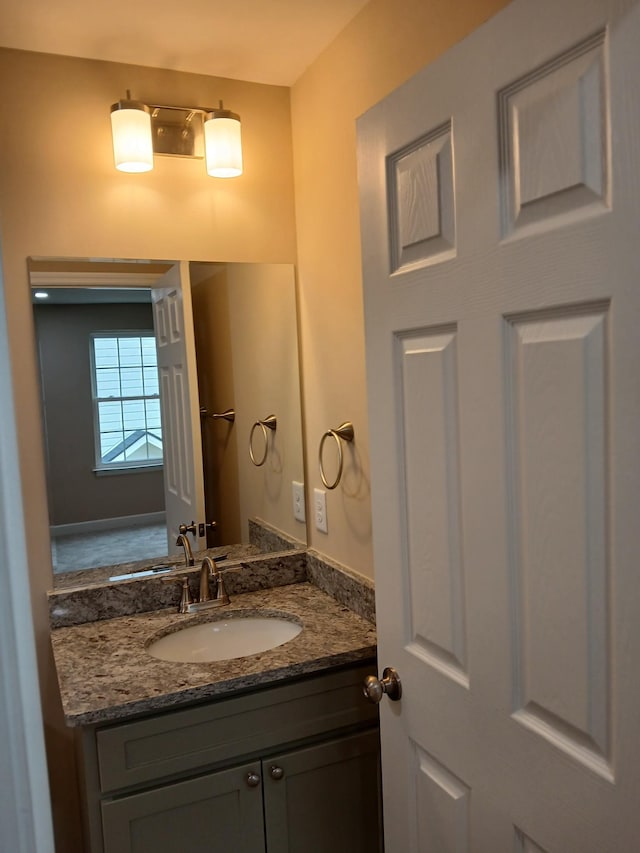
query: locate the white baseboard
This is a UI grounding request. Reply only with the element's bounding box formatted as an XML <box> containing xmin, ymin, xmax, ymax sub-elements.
<box><xmin>51</xmin><ymin>511</ymin><xmax>166</xmax><ymax>538</ymax></box>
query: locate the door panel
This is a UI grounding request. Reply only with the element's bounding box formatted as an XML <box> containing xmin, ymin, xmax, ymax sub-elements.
<box><xmin>152</xmin><ymin>262</ymin><xmax>206</xmax><ymax>553</ymax></box>
<box><xmin>514</xmin><ymin>831</ymin><xmax>548</xmax><ymax>853</ymax></box>
<box><xmin>400</xmin><ymin>328</ymin><xmax>468</xmax><ymax>686</ymax></box>
<box><xmin>498</xmin><ymin>30</ymin><xmax>609</xmax><ymax>238</ymax></box>
<box><xmin>388</xmin><ymin>122</ymin><xmax>456</xmax><ymax>271</ymax></box>
<box><xmin>413</xmin><ymin>746</ymin><xmax>470</xmax><ymax>853</ymax></box>
<box><xmin>505</xmin><ymin>304</ymin><xmax>611</xmax><ymax>777</ymax></box>
<box><xmin>358</xmin><ymin>0</ymin><xmax>640</xmax><ymax>849</ymax></box>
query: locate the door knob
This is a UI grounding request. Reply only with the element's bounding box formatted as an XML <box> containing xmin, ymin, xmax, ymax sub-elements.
<box><xmin>363</xmin><ymin>667</ymin><xmax>402</xmax><ymax>704</ymax></box>
<box><xmin>269</xmin><ymin>765</ymin><xmax>284</xmax><ymax>781</ymax></box>
<box><xmin>198</xmin><ymin>520</ymin><xmax>217</xmax><ymax>538</ymax></box>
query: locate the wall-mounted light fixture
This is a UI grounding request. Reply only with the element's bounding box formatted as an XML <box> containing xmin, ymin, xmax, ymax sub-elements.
<box><xmin>110</xmin><ymin>91</ymin><xmax>243</xmax><ymax>177</ymax></box>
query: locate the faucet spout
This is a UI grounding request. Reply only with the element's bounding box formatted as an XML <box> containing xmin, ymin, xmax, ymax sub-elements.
<box><xmin>199</xmin><ymin>555</ymin><xmax>214</xmax><ymax>601</ymax></box>
<box><xmin>199</xmin><ymin>556</ymin><xmax>230</xmax><ymax>606</ymax></box>
<box><xmin>176</xmin><ymin>533</ymin><xmax>195</xmax><ymax>567</ymax></box>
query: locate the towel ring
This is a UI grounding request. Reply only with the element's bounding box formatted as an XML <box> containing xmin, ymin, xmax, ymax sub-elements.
<box><xmin>319</xmin><ymin>422</ymin><xmax>355</xmax><ymax>489</ymax></box>
<box><xmin>249</xmin><ymin>415</ymin><xmax>277</xmax><ymax>466</ymax></box>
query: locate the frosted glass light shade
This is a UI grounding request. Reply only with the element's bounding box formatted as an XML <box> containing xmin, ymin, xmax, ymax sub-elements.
<box><xmin>204</xmin><ymin>112</ymin><xmax>243</xmax><ymax>178</ymax></box>
<box><xmin>110</xmin><ymin>104</ymin><xmax>153</xmax><ymax>173</ymax></box>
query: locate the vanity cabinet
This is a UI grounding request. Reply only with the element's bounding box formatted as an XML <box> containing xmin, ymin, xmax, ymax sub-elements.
<box><xmin>102</xmin><ymin>760</ymin><xmax>265</xmax><ymax>851</ymax></box>
<box><xmin>76</xmin><ymin>663</ymin><xmax>382</xmax><ymax>853</ymax></box>
<box><xmin>261</xmin><ymin>729</ymin><xmax>381</xmax><ymax>852</ymax></box>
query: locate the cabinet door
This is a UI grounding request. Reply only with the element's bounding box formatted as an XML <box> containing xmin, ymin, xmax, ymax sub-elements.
<box><xmin>263</xmin><ymin>729</ymin><xmax>383</xmax><ymax>853</ymax></box>
<box><xmin>101</xmin><ymin>761</ymin><xmax>265</xmax><ymax>853</ymax></box>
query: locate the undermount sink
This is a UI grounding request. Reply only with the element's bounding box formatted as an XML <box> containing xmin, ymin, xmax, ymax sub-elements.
<box><xmin>146</xmin><ymin>613</ymin><xmax>303</xmax><ymax>663</ymax></box>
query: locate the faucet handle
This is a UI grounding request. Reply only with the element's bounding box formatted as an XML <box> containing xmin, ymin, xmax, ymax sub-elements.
<box><xmin>178</xmin><ymin>521</ymin><xmax>197</xmax><ymax>537</ymax></box>
<box><xmin>216</xmin><ymin>571</ymin><xmax>230</xmax><ymax>605</ymax></box>
<box><xmin>161</xmin><ymin>575</ymin><xmax>193</xmax><ymax>613</ymax></box>
<box><xmin>178</xmin><ymin>577</ymin><xmax>194</xmax><ymax>612</ymax></box>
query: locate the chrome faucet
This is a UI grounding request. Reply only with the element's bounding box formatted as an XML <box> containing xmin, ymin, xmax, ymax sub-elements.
<box><xmin>198</xmin><ymin>556</ymin><xmax>230</xmax><ymax>607</ymax></box>
<box><xmin>163</xmin><ymin>555</ymin><xmax>230</xmax><ymax>614</ymax></box>
<box><xmin>175</xmin><ymin>532</ymin><xmax>195</xmax><ymax>567</ymax></box>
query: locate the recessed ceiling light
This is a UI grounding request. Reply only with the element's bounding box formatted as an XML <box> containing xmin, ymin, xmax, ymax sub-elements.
<box><xmin>34</xmin><ymin>291</ymin><xmax>49</xmax><ymax>299</ymax></box>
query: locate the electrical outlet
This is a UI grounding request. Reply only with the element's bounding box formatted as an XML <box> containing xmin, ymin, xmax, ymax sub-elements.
<box><xmin>314</xmin><ymin>487</ymin><xmax>328</xmax><ymax>533</ymax></box>
<box><xmin>292</xmin><ymin>481</ymin><xmax>306</xmax><ymax>523</ymax></box>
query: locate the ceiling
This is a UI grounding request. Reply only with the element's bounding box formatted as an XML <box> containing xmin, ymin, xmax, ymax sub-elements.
<box><xmin>0</xmin><ymin>0</ymin><xmax>370</xmax><ymax>86</ymax></box>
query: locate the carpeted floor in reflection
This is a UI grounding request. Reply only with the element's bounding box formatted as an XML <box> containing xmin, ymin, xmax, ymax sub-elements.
<box><xmin>52</xmin><ymin>523</ymin><xmax>169</xmax><ymax>574</ymax></box>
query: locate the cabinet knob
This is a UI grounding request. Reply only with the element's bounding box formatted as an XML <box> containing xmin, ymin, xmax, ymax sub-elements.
<box><xmin>246</xmin><ymin>771</ymin><xmax>261</xmax><ymax>788</ymax></box>
<box><xmin>269</xmin><ymin>765</ymin><xmax>284</xmax><ymax>781</ymax></box>
<box><xmin>363</xmin><ymin>667</ymin><xmax>402</xmax><ymax>704</ymax></box>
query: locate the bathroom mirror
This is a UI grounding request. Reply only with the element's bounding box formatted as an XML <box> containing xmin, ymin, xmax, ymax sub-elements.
<box><xmin>30</xmin><ymin>257</ymin><xmax>306</xmax><ymax>587</ymax></box>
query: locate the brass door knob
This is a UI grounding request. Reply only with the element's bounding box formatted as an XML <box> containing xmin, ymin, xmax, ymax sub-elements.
<box><xmin>363</xmin><ymin>667</ymin><xmax>402</xmax><ymax>703</ymax></box>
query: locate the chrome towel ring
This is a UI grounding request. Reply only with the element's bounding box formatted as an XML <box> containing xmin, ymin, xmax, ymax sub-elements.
<box><xmin>249</xmin><ymin>415</ymin><xmax>277</xmax><ymax>466</ymax></box>
<box><xmin>319</xmin><ymin>422</ymin><xmax>355</xmax><ymax>489</ymax></box>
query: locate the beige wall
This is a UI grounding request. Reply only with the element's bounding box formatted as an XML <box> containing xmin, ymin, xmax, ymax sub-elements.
<box><xmin>0</xmin><ymin>47</ymin><xmax>296</xmax><ymax>852</ymax></box>
<box><xmin>226</xmin><ymin>263</ymin><xmax>305</xmax><ymax>543</ymax></box>
<box><xmin>191</xmin><ymin>262</ymin><xmax>305</xmax><ymax>548</ymax></box>
<box><xmin>291</xmin><ymin>0</ymin><xmax>511</xmax><ymax>580</ymax></box>
<box><xmin>191</xmin><ymin>264</ymin><xmax>243</xmax><ymax>545</ymax></box>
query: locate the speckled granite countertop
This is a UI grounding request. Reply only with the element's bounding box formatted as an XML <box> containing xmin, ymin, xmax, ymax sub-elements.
<box><xmin>51</xmin><ymin>582</ymin><xmax>377</xmax><ymax>727</ymax></box>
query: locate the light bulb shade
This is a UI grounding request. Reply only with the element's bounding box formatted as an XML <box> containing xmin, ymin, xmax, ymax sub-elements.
<box><xmin>204</xmin><ymin>110</ymin><xmax>243</xmax><ymax>178</ymax></box>
<box><xmin>110</xmin><ymin>101</ymin><xmax>153</xmax><ymax>173</ymax></box>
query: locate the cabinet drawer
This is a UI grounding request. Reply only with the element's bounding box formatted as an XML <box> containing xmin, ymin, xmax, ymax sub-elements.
<box><xmin>96</xmin><ymin>663</ymin><xmax>377</xmax><ymax>793</ymax></box>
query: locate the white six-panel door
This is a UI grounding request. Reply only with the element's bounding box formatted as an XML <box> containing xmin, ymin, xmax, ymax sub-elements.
<box><xmin>152</xmin><ymin>261</ymin><xmax>206</xmax><ymax>554</ymax></box>
<box><xmin>358</xmin><ymin>0</ymin><xmax>640</xmax><ymax>849</ymax></box>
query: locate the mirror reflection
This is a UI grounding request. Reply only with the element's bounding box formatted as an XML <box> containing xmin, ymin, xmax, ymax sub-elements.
<box><xmin>29</xmin><ymin>257</ymin><xmax>306</xmax><ymax>587</ymax></box>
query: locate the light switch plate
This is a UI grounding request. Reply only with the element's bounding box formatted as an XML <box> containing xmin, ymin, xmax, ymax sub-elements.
<box><xmin>292</xmin><ymin>481</ymin><xmax>306</xmax><ymax>523</ymax></box>
<box><xmin>314</xmin><ymin>487</ymin><xmax>328</xmax><ymax>533</ymax></box>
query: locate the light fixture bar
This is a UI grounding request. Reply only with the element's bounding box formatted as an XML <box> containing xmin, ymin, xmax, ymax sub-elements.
<box><xmin>148</xmin><ymin>105</ymin><xmax>206</xmax><ymax>159</ymax></box>
<box><xmin>110</xmin><ymin>93</ymin><xmax>243</xmax><ymax>177</ymax></box>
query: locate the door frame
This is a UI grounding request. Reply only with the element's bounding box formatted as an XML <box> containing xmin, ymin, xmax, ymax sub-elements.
<box><xmin>0</xmin><ymin>246</ymin><xmax>55</xmax><ymax>852</ymax></box>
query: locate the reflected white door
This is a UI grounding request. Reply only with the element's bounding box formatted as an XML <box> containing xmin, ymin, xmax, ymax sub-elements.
<box><xmin>152</xmin><ymin>261</ymin><xmax>206</xmax><ymax>554</ymax></box>
<box><xmin>358</xmin><ymin>0</ymin><xmax>640</xmax><ymax>849</ymax></box>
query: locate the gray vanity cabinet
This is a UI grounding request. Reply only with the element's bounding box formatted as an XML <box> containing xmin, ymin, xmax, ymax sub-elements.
<box><xmin>77</xmin><ymin>663</ymin><xmax>382</xmax><ymax>853</ymax></box>
<box><xmin>101</xmin><ymin>761</ymin><xmax>266</xmax><ymax>852</ymax></box>
<box><xmin>100</xmin><ymin>729</ymin><xmax>380</xmax><ymax>853</ymax></box>
<box><xmin>263</xmin><ymin>729</ymin><xmax>382</xmax><ymax>853</ymax></box>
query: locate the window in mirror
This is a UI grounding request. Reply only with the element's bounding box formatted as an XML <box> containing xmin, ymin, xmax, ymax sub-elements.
<box><xmin>90</xmin><ymin>332</ymin><xmax>163</xmax><ymax>470</ymax></box>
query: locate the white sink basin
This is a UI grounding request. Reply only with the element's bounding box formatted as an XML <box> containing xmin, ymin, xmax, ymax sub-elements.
<box><xmin>147</xmin><ymin>613</ymin><xmax>302</xmax><ymax>663</ymax></box>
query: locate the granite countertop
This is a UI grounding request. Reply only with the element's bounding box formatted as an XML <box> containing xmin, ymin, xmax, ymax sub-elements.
<box><xmin>51</xmin><ymin>582</ymin><xmax>377</xmax><ymax>727</ymax></box>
